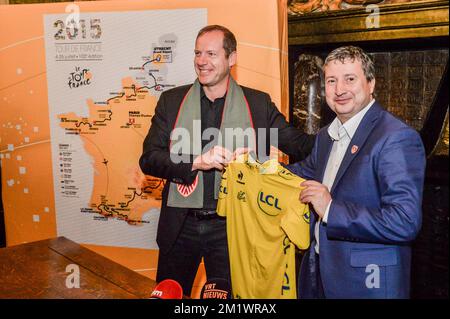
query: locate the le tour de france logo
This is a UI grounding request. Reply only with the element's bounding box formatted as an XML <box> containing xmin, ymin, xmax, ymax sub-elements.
<box><xmin>257</xmin><ymin>190</ymin><xmax>282</xmax><ymax>216</ymax></box>
<box><xmin>68</xmin><ymin>66</ymin><xmax>92</xmax><ymax>89</ymax></box>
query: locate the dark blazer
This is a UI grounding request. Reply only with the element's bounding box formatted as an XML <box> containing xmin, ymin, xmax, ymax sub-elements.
<box><xmin>140</xmin><ymin>83</ymin><xmax>314</xmax><ymax>254</ymax></box>
<box><xmin>288</xmin><ymin>102</ymin><xmax>426</xmax><ymax>298</ymax></box>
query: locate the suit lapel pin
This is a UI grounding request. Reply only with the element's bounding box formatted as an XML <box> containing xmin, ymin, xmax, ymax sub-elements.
<box><xmin>351</xmin><ymin>145</ymin><xmax>359</xmax><ymax>154</ymax></box>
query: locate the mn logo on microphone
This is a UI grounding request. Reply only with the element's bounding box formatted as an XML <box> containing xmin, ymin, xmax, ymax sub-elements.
<box><xmin>151</xmin><ymin>290</ymin><xmax>163</xmax><ymax>298</ymax></box>
<box><xmin>150</xmin><ymin>279</ymin><xmax>183</xmax><ymax>299</ymax></box>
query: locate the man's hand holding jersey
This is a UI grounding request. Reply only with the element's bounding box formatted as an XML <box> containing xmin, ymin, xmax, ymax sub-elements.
<box><xmin>299</xmin><ymin>180</ymin><xmax>332</xmax><ymax>219</ymax></box>
<box><xmin>231</xmin><ymin>147</ymin><xmax>252</xmax><ymax>162</ymax></box>
<box><xmin>192</xmin><ymin>146</ymin><xmax>232</xmax><ymax>171</ymax></box>
<box><xmin>192</xmin><ymin>146</ymin><xmax>252</xmax><ymax>171</ymax></box>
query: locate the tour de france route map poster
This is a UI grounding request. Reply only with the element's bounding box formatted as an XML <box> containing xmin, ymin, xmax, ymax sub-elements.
<box><xmin>43</xmin><ymin>9</ymin><xmax>206</xmax><ymax>248</ymax></box>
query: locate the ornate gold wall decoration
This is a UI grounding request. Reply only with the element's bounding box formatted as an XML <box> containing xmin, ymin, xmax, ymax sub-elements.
<box><xmin>288</xmin><ymin>0</ymin><xmax>435</xmax><ymax>15</ymax></box>
<box><xmin>431</xmin><ymin>110</ymin><xmax>449</xmax><ymax>157</ymax></box>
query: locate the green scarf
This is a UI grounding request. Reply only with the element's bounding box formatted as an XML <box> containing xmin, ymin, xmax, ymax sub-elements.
<box><xmin>167</xmin><ymin>77</ymin><xmax>255</xmax><ymax>208</ymax></box>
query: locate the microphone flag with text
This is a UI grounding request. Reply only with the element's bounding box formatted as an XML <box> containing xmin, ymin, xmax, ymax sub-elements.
<box><xmin>200</xmin><ymin>278</ymin><xmax>231</xmax><ymax>299</ymax></box>
<box><xmin>150</xmin><ymin>279</ymin><xmax>183</xmax><ymax>299</ymax></box>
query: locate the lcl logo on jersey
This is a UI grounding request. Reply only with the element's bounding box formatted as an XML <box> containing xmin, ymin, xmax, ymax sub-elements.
<box><xmin>257</xmin><ymin>190</ymin><xmax>282</xmax><ymax>216</ymax></box>
<box><xmin>303</xmin><ymin>210</ymin><xmax>310</xmax><ymax>224</ymax></box>
<box><xmin>218</xmin><ymin>185</ymin><xmax>228</xmax><ymax>199</ymax></box>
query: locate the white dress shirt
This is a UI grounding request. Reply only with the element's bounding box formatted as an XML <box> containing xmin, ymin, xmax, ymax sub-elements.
<box><xmin>314</xmin><ymin>99</ymin><xmax>375</xmax><ymax>254</ymax></box>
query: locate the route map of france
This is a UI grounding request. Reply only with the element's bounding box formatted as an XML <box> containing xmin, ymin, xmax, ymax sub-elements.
<box><xmin>44</xmin><ymin>9</ymin><xmax>206</xmax><ymax>248</ymax></box>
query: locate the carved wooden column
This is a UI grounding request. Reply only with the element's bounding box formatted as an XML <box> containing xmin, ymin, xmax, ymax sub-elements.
<box><xmin>292</xmin><ymin>54</ymin><xmax>324</xmax><ymax>134</ymax></box>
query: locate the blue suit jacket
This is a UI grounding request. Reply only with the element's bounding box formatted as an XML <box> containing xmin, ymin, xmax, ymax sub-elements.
<box><xmin>288</xmin><ymin>102</ymin><xmax>426</xmax><ymax>298</ymax></box>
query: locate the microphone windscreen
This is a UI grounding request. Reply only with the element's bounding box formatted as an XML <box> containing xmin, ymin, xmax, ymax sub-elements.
<box><xmin>150</xmin><ymin>279</ymin><xmax>183</xmax><ymax>299</ymax></box>
<box><xmin>200</xmin><ymin>278</ymin><xmax>231</xmax><ymax>299</ymax></box>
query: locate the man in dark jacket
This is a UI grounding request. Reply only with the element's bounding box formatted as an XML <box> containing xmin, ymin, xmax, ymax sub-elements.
<box><xmin>139</xmin><ymin>24</ymin><xmax>314</xmax><ymax>296</ymax></box>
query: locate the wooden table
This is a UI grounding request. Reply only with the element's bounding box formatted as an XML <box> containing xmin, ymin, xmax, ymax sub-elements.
<box><xmin>0</xmin><ymin>236</ymin><xmax>156</xmax><ymax>298</ymax></box>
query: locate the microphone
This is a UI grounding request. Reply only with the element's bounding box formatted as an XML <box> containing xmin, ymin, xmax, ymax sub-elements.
<box><xmin>150</xmin><ymin>279</ymin><xmax>183</xmax><ymax>299</ymax></box>
<box><xmin>200</xmin><ymin>278</ymin><xmax>231</xmax><ymax>299</ymax></box>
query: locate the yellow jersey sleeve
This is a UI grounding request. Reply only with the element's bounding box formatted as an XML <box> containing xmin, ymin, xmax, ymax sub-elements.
<box><xmin>277</xmin><ymin>165</ymin><xmax>310</xmax><ymax>250</ymax></box>
<box><xmin>280</xmin><ymin>199</ymin><xmax>310</xmax><ymax>250</ymax></box>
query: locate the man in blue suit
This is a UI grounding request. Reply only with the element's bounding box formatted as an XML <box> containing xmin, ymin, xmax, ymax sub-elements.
<box><xmin>288</xmin><ymin>46</ymin><xmax>426</xmax><ymax>298</ymax></box>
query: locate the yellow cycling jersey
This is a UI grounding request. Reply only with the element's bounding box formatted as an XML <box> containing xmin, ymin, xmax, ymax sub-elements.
<box><xmin>217</xmin><ymin>154</ymin><xmax>310</xmax><ymax>299</ymax></box>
